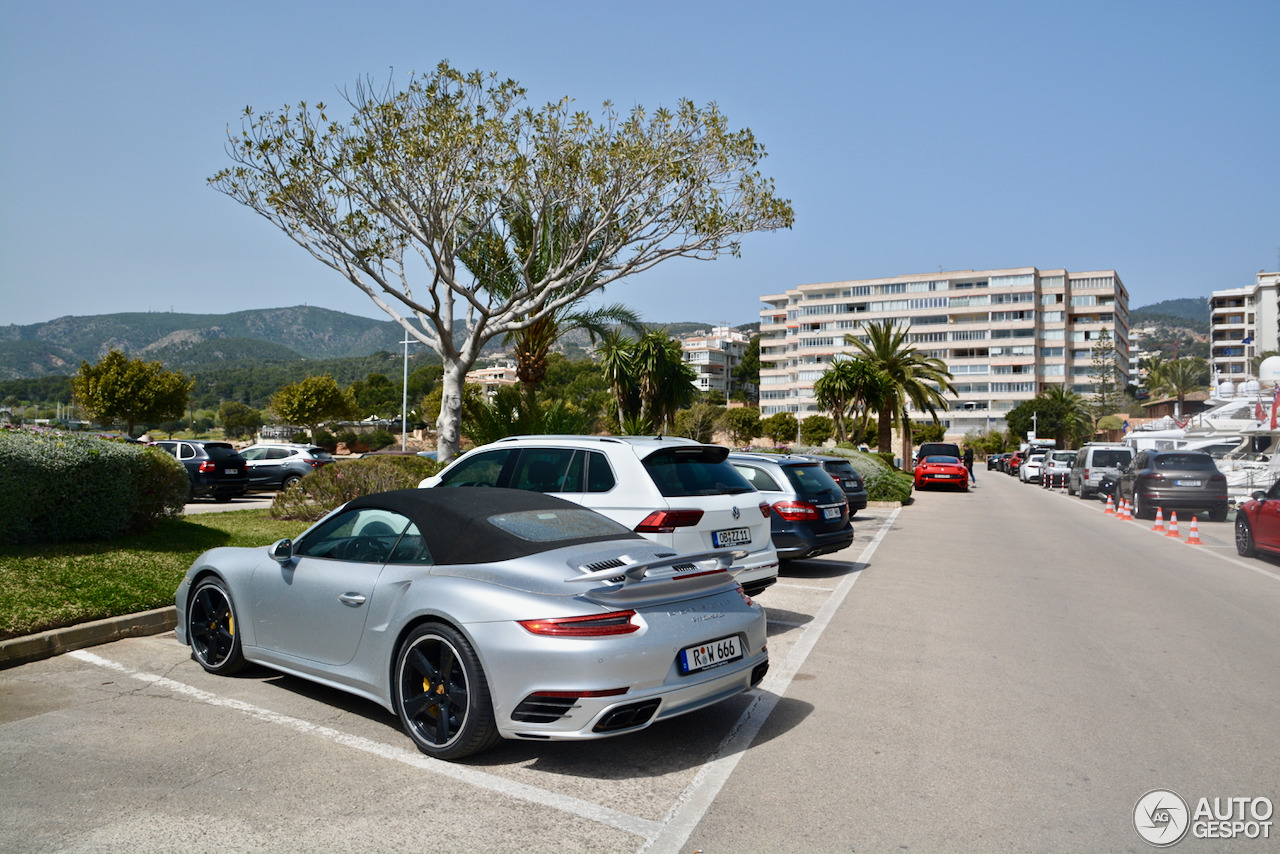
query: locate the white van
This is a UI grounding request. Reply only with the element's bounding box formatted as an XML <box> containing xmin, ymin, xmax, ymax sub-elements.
<box><xmin>1069</xmin><ymin>442</ymin><xmax>1133</xmax><ymax>499</ymax></box>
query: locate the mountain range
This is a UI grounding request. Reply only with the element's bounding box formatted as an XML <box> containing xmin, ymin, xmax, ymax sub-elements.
<box><xmin>0</xmin><ymin>306</ymin><xmax>738</xmax><ymax>381</ymax></box>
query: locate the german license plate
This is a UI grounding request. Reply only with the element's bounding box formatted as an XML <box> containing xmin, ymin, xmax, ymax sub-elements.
<box><xmin>713</xmin><ymin>527</ymin><xmax>751</xmax><ymax>547</ymax></box>
<box><xmin>225</xmin><ymin>468</ymin><xmax>239</xmax><ymax>475</ymax></box>
<box><xmin>822</xmin><ymin>506</ymin><xmax>842</xmax><ymax>519</ymax></box>
<box><xmin>678</xmin><ymin>635</ymin><xmax>743</xmax><ymax>674</ymax></box>
<box><xmin>1176</xmin><ymin>479</ymin><xmax>1202</xmax><ymax>487</ymax></box>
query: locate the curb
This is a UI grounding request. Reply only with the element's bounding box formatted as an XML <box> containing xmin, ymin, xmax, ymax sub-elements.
<box><xmin>0</xmin><ymin>607</ymin><xmax>177</xmax><ymax>670</ymax></box>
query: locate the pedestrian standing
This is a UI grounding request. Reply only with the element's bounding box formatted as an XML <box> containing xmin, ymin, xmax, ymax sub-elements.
<box><xmin>963</xmin><ymin>445</ymin><xmax>975</xmax><ymax>484</ymax></box>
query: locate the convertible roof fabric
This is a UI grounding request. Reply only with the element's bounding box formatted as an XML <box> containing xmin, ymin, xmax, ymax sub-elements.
<box><xmin>344</xmin><ymin>488</ymin><xmax>643</xmax><ymax>565</ymax></box>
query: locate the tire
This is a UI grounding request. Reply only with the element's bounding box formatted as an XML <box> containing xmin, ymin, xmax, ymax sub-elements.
<box><xmin>281</xmin><ymin>474</ymin><xmax>302</xmax><ymax>490</ymax></box>
<box><xmin>1132</xmin><ymin>490</ymin><xmax>1150</xmax><ymax>520</ymax></box>
<box><xmin>1236</xmin><ymin>515</ymin><xmax>1258</xmax><ymax>557</ymax></box>
<box><xmin>1209</xmin><ymin>505</ymin><xmax>1228</xmax><ymax>523</ymax></box>
<box><xmin>393</xmin><ymin>623</ymin><xmax>500</xmax><ymax>760</ymax></box>
<box><xmin>187</xmin><ymin>577</ymin><xmax>246</xmax><ymax>675</ymax></box>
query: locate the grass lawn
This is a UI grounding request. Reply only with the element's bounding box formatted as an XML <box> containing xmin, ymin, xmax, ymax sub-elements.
<box><xmin>0</xmin><ymin>510</ymin><xmax>308</xmax><ymax>640</ymax></box>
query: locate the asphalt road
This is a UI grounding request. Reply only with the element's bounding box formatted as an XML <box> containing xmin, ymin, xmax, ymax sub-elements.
<box><xmin>2</xmin><ymin>475</ymin><xmax>1276</xmax><ymax>853</ymax></box>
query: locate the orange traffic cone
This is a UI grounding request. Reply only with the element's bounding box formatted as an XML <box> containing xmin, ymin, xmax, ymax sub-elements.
<box><xmin>1165</xmin><ymin>511</ymin><xmax>1180</xmax><ymax>538</ymax></box>
<box><xmin>1104</xmin><ymin>494</ymin><xmax>1115</xmax><ymax>515</ymax></box>
<box><xmin>1152</xmin><ymin>507</ymin><xmax>1165</xmax><ymax>533</ymax></box>
<box><xmin>1185</xmin><ymin>516</ymin><xmax>1202</xmax><ymax>545</ymax></box>
<box><xmin>1120</xmin><ymin>498</ymin><xmax>1132</xmax><ymax>521</ymax></box>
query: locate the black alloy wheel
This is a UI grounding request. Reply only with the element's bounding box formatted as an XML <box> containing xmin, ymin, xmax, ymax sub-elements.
<box><xmin>393</xmin><ymin>623</ymin><xmax>499</xmax><ymax>760</ymax></box>
<box><xmin>1235</xmin><ymin>515</ymin><xmax>1258</xmax><ymax>557</ymax></box>
<box><xmin>187</xmin><ymin>577</ymin><xmax>246</xmax><ymax>675</ymax></box>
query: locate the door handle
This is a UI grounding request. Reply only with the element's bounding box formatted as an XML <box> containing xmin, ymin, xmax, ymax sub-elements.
<box><xmin>338</xmin><ymin>593</ymin><xmax>366</xmax><ymax>606</ymax></box>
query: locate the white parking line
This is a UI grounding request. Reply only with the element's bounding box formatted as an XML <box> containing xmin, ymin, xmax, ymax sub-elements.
<box><xmin>66</xmin><ymin>649</ymin><xmax>662</xmax><ymax>840</ymax></box>
<box><xmin>638</xmin><ymin>507</ymin><xmax>902</xmax><ymax>854</ymax></box>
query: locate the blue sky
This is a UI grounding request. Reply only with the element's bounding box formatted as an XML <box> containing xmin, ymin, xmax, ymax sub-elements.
<box><xmin>1</xmin><ymin>1</ymin><xmax>1276</xmax><ymax>330</ymax></box>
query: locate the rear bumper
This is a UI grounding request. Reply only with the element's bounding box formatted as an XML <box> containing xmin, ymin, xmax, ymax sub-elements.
<box><xmin>773</xmin><ymin>524</ymin><xmax>855</xmax><ymax>560</ymax></box>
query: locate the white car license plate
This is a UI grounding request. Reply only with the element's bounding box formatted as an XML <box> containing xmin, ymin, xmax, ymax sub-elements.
<box><xmin>1176</xmin><ymin>479</ymin><xmax>1203</xmax><ymax>487</ymax></box>
<box><xmin>225</xmin><ymin>468</ymin><xmax>239</xmax><ymax>475</ymax></box>
<box><xmin>713</xmin><ymin>527</ymin><xmax>751</xmax><ymax>547</ymax></box>
<box><xmin>679</xmin><ymin>635</ymin><xmax>743</xmax><ymax>674</ymax></box>
<box><xmin>822</xmin><ymin>506</ymin><xmax>842</xmax><ymax>519</ymax></box>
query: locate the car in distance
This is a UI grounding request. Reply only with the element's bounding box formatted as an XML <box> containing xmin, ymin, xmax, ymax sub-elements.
<box><xmin>175</xmin><ymin>488</ymin><xmax>768</xmax><ymax>760</ymax></box>
<box><xmin>1114</xmin><ymin>449</ymin><xmax>1229</xmax><ymax>521</ymax></box>
<box><xmin>1019</xmin><ymin>452</ymin><xmax>1046</xmax><ymax>483</ymax></box>
<box><xmin>728</xmin><ymin>453</ymin><xmax>855</xmax><ymax>560</ymax></box>
<box><xmin>1069</xmin><ymin>442</ymin><xmax>1133</xmax><ymax>499</ymax></box>
<box><xmin>419</xmin><ymin>435</ymin><xmax>779</xmax><ymax>596</ymax></box>
<box><xmin>797</xmin><ymin>454</ymin><xmax>868</xmax><ymax>513</ymax></box>
<box><xmin>913</xmin><ymin>442</ymin><xmax>961</xmax><ymax>468</ymax></box>
<box><xmin>1234</xmin><ymin>479</ymin><xmax>1280</xmax><ymax>557</ymax></box>
<box><xmin>913</xmin><ymin>454</ymin><xmax>970</xmax><ymax>491</ymax></box>
<box><xmin>150</xmin><ymin>440</ymin><xmax>249</xmax><ymax>502</ymax></box>
<box><xmin>1041</xmin><ymin>450</ymin><xmax>1076</xmax><ymax>486</ymax></box>
<box><xmin>987</xmin><ymin>453</ymin><xmax>1009</xmax><ymax>471</ymax></box>
<box><xmin>238</xmin><ymin>443</ymin><xmax>334</xmax><ymax>491</ymax></box>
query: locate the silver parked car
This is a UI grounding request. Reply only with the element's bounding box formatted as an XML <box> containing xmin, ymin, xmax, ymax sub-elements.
<box><xmin>175</xmin><ymin>488</ymin><xmax>769</xmax><ymax>760</ymax></box>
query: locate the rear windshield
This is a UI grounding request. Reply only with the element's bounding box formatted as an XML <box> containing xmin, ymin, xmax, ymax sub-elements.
<box><xmin>1052</xmin><ymin>452</ymin><xmax>1075</xmax><ymax>463</ymax></box>
<box><xmin>924</xmin><ymin>455</ymin><xmax>961</xmax><ymax>464</ymax></box>
<box><xmin>1091</xmin><ymin>450</ymin><xmax>1131</xmax><ymax>467</ymax></box>
<box><xmin>643</xmin><ymin>449</ymin><xmax>755</xmax><ymax>497</ymax></box>
<box><xmin>1154</xmin><ymin>454</ymin><xmax>1216</xmax><ymax>471</ymax></box>
<box><xmin>488</xmin><ymin>508</ymin><xmax>632</xmax><ymax>542</ymax></box>
<box><xmin>203</xmin><ymin>444</ymin><xmax>243</xmax><ymax>461</ymax></box>
<box><xmin>823</xmin><ymin>460</ymin><xmax>858</xmax><ymax>479</ymax></box>
<box><xmin>781</xmin><ymin>463</ymin><xmax>841</xmax><ymax>499</ymax></box>
<box><xmin>306</xmin><ymin>447</ymin><xmax>335</xmax><ymax>462</ymax></box>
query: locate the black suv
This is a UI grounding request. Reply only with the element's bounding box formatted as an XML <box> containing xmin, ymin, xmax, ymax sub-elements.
<box><xmin>728</xmin><ymin>453</ymin><xmax>854</xmax><ymax>561</ymax></box>
<box><xmin>151</xmin><ymin>440</ymin><xmax>249</xmax><ymax>502</ymax></box>
<box><xmin>798</xmin><ymin>454</ymin><xmax>868</xmax><ymax>513</ymax></box>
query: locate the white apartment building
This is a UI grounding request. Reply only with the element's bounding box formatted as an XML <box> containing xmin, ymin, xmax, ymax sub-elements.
<box><xmin>759</xmin><ymin>267</ymin><xmax>1130</xmax><ymax>438</ymax></box>
<box><xmin>1208</xmin><ymin>271</ymin><xmax>1280</xmax><ymax>381</ymax></box>
<box><xmin>681</xmin><ymin>326</ymin><xmax>751</xmax><ymax>397</ymax></box>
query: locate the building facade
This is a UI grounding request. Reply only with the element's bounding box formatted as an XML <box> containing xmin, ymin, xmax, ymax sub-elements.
<box><xmin>1208</xmin><ymin>271</ymin><xmax>1280</xmax><ymax>382</ymax></box>
<box><xmin>680</xmin><ymin>326</ymin><xmax>752</xmax><ymax>398</ymax></box>
<box><xmin>759</xmin><ymin>267</ymin><xmax>1130</xmax><ymax>438</ymax></box>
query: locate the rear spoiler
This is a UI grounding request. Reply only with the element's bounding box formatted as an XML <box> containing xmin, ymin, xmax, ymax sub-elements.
<box><xmin>567</xmin><ymin>549</ymin><xmax>749</xmax><ymax>605</ymax></box>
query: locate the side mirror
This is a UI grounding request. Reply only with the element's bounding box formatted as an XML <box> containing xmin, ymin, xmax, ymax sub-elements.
<box><xmin>269</xmin><ymin>538</ymin><xmax>294</xmax><ymax>564</ymax></box>
<box><xmin>1252</xmin><ymin>491</ymin><xmax>1268</xmax><ymax>502</ymax></box>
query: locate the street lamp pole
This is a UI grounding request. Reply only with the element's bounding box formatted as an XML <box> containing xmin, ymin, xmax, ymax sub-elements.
<box><xmin>401</xmin><ymin>334</ymin><xmax>413</xmax><ymax>452</ymax></box>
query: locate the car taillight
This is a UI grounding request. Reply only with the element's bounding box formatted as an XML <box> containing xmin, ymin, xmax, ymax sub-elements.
<box><xmin>773</xmin><ymin>500</ymin><xmax>819</xmax><ymax>521</ymax></box>
<box><xmin>519</xmin><ymin>610</ymin><xmax>639</xmax><ymax>636</ymax></box>
<box><xmin>198</xmin><ymin>460</ymin><xmax>216</xmax><ymax>473</ymax></box>
<box><xmin>634</xmin><ymin>509</ymin><xmax>704</xmax><ymax>533</ymax></box>
<box><xmin>758</xmin><ymin>501</ymin><xmax>771</xmax><ymax>518</ymax></box>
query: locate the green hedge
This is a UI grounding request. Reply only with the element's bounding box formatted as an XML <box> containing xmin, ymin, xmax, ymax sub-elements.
<box><xmin>0</xmin><ymin>428</ymin><xmax>189</xmax><ymax>544</ymax></box>
<box><xmin>270</xmin><ymin>454</ymin><xmax>443</xmax><ymax>522</ymax></box>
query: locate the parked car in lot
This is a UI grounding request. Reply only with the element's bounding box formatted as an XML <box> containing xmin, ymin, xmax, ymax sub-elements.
<box><xmin>913</xmin><ymin>442</ymin><xmax>961</xmax><ymax>469</ymax></box>
<box><xmin>797</xmin><ymin>454</ymin><xmax>868</xmax><ymax>513</ymax></box>
<box><xmin>151</xmin><ymin>440</ymin><xmax>249</xmax><ymax>502</ymax></box>
<box><xmin>1006</xmin><ymin>454</ymin><xmax>1023</xmax><ymax>477</ymax></box>
<box><xmin>175</xmin><ymin>487</ymin><xmax>769</xmax><ymax>760</ymax></box>
<box><xmin>1114</xmin><ymin>450</ymin><xmax>1229</xmax><ymax>521</ymax></box>
<box><xmin>728</xmin><ymin>453</ymin><xmax>855</xmax><ymax>561</ymax></box>
<box><xmin>1019</xmin><ymin>452</ymin><xmax>1046</xmax><ymax>483</ymax></box>
<box><xmin>1234</xmin><ymin>479</ymin><xmax>1280</xmax><ymax>557</ymax></box>
<box><xmin>238</xmin><ymin>443</ymin><xmax>334</xmax><ymax>491</ymax></box>
<box><xmin>1041</xmin><ymin>450</ymin><xmax>1076</xmax><ymax>486</ymax></box>
<box><xmin>419</xmin><ymin>435</ymin><xmax>778</xmax><ymax>595</ymax></box>
<box><xmin>1069</xmin><ymin>442</ymin><xmax>1133</xmax><ymax>498</ymax></box>
<box><xmin>987</xmin><ymin>453</ymin><xmax>1009</xmax><ymax>471</ymax></box>
<box><xmin>913</xmin><ymin>454</ymin><xmax>970</xmax><ymax>491</ymax></box>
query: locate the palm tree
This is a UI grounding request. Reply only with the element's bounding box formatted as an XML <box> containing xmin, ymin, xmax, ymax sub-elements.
<box><xmin>844</xmin><ymin>319</ymin><xmax>956</xmax><ymax>462</ymax></box>
<box><xmin>458</xmin><ymin>198</ymin><xmax>645</xmax><ymax>401</ymax></box>
<box><xmin>1036</xmin><ymin>384</ymin><xmax>1094</xmax><ymax>447</ymax></box>
<box><xmin>814</xmin><ymin>355</ymin><xmax>882</xmax><ymax>443</ymax></box>
<box><xmin>1148</xmin><ymin>357</ymin><xmax>1209</xmax><ymax>417</ymax></box>
<box><xmin>596</xmin><ymin>329</ymin><xmax>697</xmax><ymax>433</ymax></box>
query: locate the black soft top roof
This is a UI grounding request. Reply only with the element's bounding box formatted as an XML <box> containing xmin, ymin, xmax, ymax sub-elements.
<box><xmin>343</xmin><ymin>488</ymin><xmax>642</xmax><ymax>565</ymax></box>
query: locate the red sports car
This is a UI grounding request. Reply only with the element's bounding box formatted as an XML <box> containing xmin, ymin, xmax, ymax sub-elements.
<box><xmin>1234</xmin><ymin>479</ymin><xmax>1280</xmax><ymax>557</ymax></box>
<box><xmin>914</xmin><ymin>455</ymin><xmax>970</xmax><ymax>491</ymax></box>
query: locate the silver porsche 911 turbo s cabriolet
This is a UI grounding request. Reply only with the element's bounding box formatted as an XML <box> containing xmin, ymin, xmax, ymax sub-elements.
<box><xmin>174</xmin><ymin>488</ymin><xmax>769</xmax><ymax>760</ymax></box>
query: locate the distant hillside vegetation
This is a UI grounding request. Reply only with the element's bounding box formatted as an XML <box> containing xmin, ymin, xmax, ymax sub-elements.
<box><xmin>1131</xmin><ymin>298</ymin><xmax>1209</xmax><ymax>332</ymax></box>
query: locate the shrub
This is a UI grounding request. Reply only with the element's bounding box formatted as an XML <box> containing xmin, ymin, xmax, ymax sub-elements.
<box><xmin>365</xmin><ymin>428</ymin><xmax>397</xmax><ymax>450</ymax></box>
<box><xmin>0</xmin><ymin>427</ymin><xmax>188</xmax><ymax>544</ymax></box>
<box><xmin>270</xmin><ymin>455</ymin><xmax>443</xmax><ymax>522</ymax></box>
<box><xmin>866</xmin><ymin>470</ymin><xmax>914</xmax><ymax>503</ymax></box>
